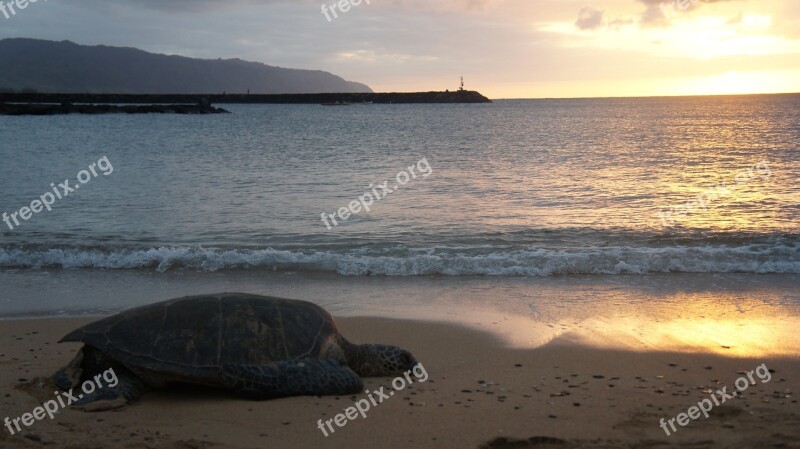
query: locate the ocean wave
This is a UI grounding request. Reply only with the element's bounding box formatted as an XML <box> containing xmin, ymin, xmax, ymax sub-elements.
<box><xmin>0</xmin><ymin>243</ymin><xmax>798</xmax><ymax>276</ymax></box>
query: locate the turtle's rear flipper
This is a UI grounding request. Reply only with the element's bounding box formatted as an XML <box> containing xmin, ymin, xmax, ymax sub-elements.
<box><xmin>223</xmin><ymin>359</ymin><xmax>363</xmax><ymax>400</ymax></box>
<box><xmin>54</xmin><ymin>349</ymin><xmax>84</xmax><ymax>390</ymax></box>
<box><xmin>73</xmin><ymin>369</ymin><xmax>150</xmax><ymax>412</ymax></box>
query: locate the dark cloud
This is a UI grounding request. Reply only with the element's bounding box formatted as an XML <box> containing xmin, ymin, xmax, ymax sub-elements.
<box><xmin>575</xmin><ymin>6</ymin><xmax>605</xmax><ymax>30</ymax></box>
<box><xmin>638</xmin><ymin>0</ymin><xmax>742</xmax><ymax>25</ymax></box>
<box><xmin>77</xmin><ymin>0</ymin><xmax>305</xmax><ymax>13</ymax></box>
<box><xmin>572</xmin><ymin>0</ymin><xmax>745</xmax><ymax>32</ymax></box>
<box><xmin>81</xmin><ymin>0</ymin><xmax>498</xmax><ymax>14</ymax></box>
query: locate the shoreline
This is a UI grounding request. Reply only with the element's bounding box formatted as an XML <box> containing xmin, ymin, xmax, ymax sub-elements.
<box><xmin>1</xmin><ymin>270</ymin><xmax>798</xmax><ymax>356</ymax></box>
<box><xmin>0</xmin><ymin>315</ymin><xmax>797</xmax><ymax>449</ymax></box>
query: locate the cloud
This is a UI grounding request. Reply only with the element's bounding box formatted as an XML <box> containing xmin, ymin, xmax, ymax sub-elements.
<box><xmin>726</xmin><ymin>12</ymin><xmax>743</xmax><ymax>24</ymax></box>
<box><xmin>637</xmin><ymin>0</ymin><xmax>738</xmax><ymax>7</ymax></box>
<box><xmin>80</xmin><ymin>0</ymin><xmax>305</xmax><ymax>13</ymax></box>
<box><xmin>575</xmin><ymin>6</ymin><xmax>605</xmax><ymax>30</ymax></box>
<box><xmin>85</xmin><ymin>0</ymin><xmax>502</xmax><ymax>14</ymax></box>
<box><xmin>638</xmin><ymin>0</ymin><xmax>741</xmax><ymax>25</ymax></box>
<box><xmin>347</xmin><ymin>0</ymin><xmax>504</xmax><ymax>12</ymax></box>
<box><xmin>333</xmin><ymin>49</ymin><xmax>438</xmax><ymax>63</ymax></box>
<box><xmin>609</xmin><ymin>18</ymin><xmax>635</xmax><ymax>29</ymax></box>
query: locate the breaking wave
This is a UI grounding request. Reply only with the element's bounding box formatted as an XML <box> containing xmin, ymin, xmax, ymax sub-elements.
<box><xmin>1</xmin><ymin>241</ymin><xmax>798</xmax><ymax>276</ymax></box>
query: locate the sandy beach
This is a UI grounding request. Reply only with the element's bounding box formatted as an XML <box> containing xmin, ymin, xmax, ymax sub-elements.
<box><xmin>1</xmin><ymin>313</ymin><xmax>797</xmax><ymax>449</ymax></box>
<box><xmin>3</xmin><ymin>2</ymin><xmax>800</xmax><ymax>448</ymax></box>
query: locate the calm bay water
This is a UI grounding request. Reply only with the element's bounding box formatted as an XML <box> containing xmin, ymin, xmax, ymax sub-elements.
<box><xmin>1</xmin><ymin>95</ymin><xmax>798</xmax><ymax>276</ymax></box>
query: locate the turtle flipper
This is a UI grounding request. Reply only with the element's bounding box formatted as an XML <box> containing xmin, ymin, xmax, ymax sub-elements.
<box><xmin>72</xmin><ymin>369</ymin><xmax>150</xmax><ymax>412</ymax></box>
<box><xmin>223</xmin><ymin>359</ymin><xmax>363</xmax><ymax>400</ymax></box>
<box><xmin>54</xmin><ymin>349</ymin><xmax>84</xmax><ymax>390</ymax></box>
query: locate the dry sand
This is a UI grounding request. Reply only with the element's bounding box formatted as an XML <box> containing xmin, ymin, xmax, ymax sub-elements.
<box><xmin>0</xmin><ymin>316</ymin><xmax>797</xmax><ymax>449</ymax></box>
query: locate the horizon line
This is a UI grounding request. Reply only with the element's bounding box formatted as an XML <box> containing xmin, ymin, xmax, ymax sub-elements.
<box><xmin>489</xmin><ymin>91</ymin><xmax>800</xmax><ymax>101</ymax></box>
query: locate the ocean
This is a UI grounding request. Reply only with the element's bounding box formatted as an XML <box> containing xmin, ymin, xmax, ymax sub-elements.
<box><xmin>2</xmin><ymin>95</ymin><xmax>798</xmax><ymax>274</ymax></box>
<box><xmin>1</xmin><ymin>95</ymin><xmax>799</xmax><ymax>350</ymax></box>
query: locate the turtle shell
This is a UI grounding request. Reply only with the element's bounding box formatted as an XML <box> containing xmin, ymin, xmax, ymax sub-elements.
<box><xmin>60</xmin><ymin>294</ymin><xmax>340</xmax><ymax>381</ymax></box>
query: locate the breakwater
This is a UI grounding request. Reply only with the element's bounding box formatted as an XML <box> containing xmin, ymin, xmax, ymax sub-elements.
<box><xmin>0</xmin><ymin>90</ymin><xmax>492</xmax><ymax>105</ymax></box>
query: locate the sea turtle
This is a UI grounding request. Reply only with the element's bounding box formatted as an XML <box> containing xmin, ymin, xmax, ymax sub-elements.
<box><xmin>54</xmin><ymin>293</ymin><xmax>418</xmax><ymax>409</ymax></box>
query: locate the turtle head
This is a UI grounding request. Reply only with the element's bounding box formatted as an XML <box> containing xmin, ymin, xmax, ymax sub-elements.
<box><xmin>347</xmin><ymin>344</ymin><xmax>418</xmax><ymax>377</ymax></box>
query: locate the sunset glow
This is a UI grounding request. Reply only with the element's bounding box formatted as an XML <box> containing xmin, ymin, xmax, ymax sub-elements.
<box><xmin>1</xmin><ymin>0</ymin><xmax>798</xmax><ymax>98</ymax></box>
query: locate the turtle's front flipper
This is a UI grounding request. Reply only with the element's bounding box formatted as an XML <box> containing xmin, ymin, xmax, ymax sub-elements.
<box><xmin>223</xmin><ymin>359</ymin><xmax>363</xmax><ymax>400</ymax></box>
<box><xmin>72</xmin><ymin>368</ymin><xmax>151</xmax><ymax>412</ymax></box>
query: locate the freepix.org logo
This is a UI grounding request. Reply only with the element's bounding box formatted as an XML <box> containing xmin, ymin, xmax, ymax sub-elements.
<box><xmin>2</xmin><ymin>156</ymin><xmax>114</xmax><ymax>231</ymax></box>
<box><xmin>0</xmin><ymin>0</ymin><xmax>47</xmax><ymax>20</ymax></box>
<box><xmin>321</xmin><ymin>157</ymin><xmax>433</xmax><ymax>230</ymax></box>
<box><xmin>321</xmin><ymin>0</ymin><xmax>370</xmax><ymax>22</ymax></box>
<box><xmin>659</xmin><ymin>363</ymin><xmax>772</xmax><ymax>436</ymax></box>
<box><xmin>4</xmin><ymin>368</ymin><xmax>118</xmax><ymax>436</ymax></box>
<box><xmin>316</xmin><ymin>363</ymin><xmax>429</xmax><ymax>437</ymax></box>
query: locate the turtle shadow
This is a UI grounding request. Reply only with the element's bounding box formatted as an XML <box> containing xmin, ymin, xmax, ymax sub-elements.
<box><xmin>479</xmin><ymin>436</ymin><xmax>571</xmax><ymax>449</ymax></box>
<box><xmin>140</xmin><ymin>383</ymin><xmax>244</xmax><ymax>405</ymax></box>
<box><xmin>17</xmin><ymin>376</ymin><xmax>247</xmax><ymax>413</ymax></box>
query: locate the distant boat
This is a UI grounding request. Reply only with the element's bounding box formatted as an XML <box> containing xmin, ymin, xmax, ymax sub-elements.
<box><xmin>321</xmin><ymin>101</ymin><xmax>350</xmax><ymax>106</ymax></box>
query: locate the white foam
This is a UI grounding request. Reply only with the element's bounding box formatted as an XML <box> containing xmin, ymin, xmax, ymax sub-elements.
<box><xmin>0</xmin><ymin>243</ymin><xmax>798</xmax><ymax>276</ymax></box>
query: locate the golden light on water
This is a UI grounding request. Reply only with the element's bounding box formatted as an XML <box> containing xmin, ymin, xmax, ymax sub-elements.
<box><xmin>445</xmin><ymin>293</ymin><xmax>800</xmax><ymax>358</ymax></box>
<box><xmin>640</xmin><ymin>318</ymin><xmax>796</xmax><ymax>357</ymax></box>
<box><xmin>653</xmin><ymin>158</ymin><xmax>778</xmax><ymax>232</ymax></box>
<box><xmin>562</xmin><ymin>316</ymin><xmax>800</xmax><ymax>358</ymax></box>
<box><xmin>568</xmin><ymin>292</ymin><xmax>800</xmax><ymax>357</ymax></box>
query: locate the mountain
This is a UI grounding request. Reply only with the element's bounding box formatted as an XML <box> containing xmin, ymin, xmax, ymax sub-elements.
<box><xmin>0</xmin><ymin>38</ymin><xmax>372</xmax><ymax>94</ymax></box>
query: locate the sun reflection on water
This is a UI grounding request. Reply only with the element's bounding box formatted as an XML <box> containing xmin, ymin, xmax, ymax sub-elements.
<box><xmin>422</xmin><ymin>290</ymin><xmax>800</xmax><ymax>358</ymax></box>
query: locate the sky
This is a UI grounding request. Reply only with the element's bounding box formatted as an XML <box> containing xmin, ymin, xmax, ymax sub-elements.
<box><xmin>1</xmin><ymin>0</ymin><xmax>799</xmax><ymax>98</ymax></box>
